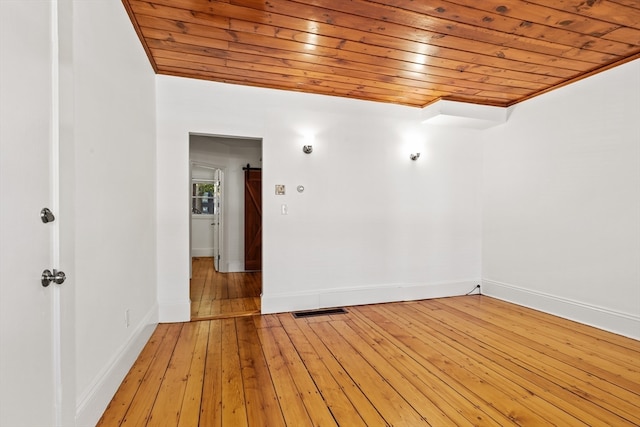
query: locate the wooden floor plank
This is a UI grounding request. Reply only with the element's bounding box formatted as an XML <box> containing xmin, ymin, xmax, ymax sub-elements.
<box><xmin>328</xmin><ymin>318</ymin><xmax>457</xmax><ymax>426</ymax></box>
<box><xmin>269</xmin><ymin>325</ymin><xmax>339</xmax><ymax>427</ymax></box>
<box><xmin>100</xmin><ymin>296</ymin><xmax>640</xmax><ymax>426</ymax></box>
<box><xmin>278</xmin><ymin>315</ymin><xmax>369</xmax><ymax>427</ymax></box>
<box><xmin>235</xmin><ymin>317</ymin><xmax>286</xmax><ymax>427</ymax></box>
<box><xmin>221</xmin><ymin>318</ymin><xmax>249</xmax><ymax>426</ymax></box>
<box><xmin>96</xmin><ymin>325</ymin><xmax>168</xmax><ymax>426</ymax></box>
<box><xmin>350</xmin><ymin>304</ymin><xmax>522</xmax><ymax>426</ymax></box>
<box><xmin>382</xmin><ymin>302</ymin><xmax>591</xmax><ymax>426</ymax></box>
<box><xmin>342</xmin><ymin>312</ymin><xmax>496</xmax><ymax>426</ymax></box>
<box><xmin>189</xmin><ymin>278</ymin><xmax>205</xmax><ymax>301</ymax></box>
<box><xmin>147</xmin><ymin>323</ymin><xmax>201</xmax><ymax>426</ymax></box>
<box><xmin>279</xmin><ymin>314</ymin><xmax>389</xmax><ymax>427</ymax></box>
<box><xmin>253</xmin><ymin>313</ymin><xmax>282</xmax><ymax>329</ymax></box>
<box><xmin>119</xmin><ymin>324</ymin><xmax>183</xmax><ymax>427</ymax></box>
<box><xmin>373</xmin><ymin>301</ymin><xmax>584</xmax><ymax>425</ymax></box>
<box><xmin>256</xmin><ymin>324</ymin><xmax>314</xmax><ymax>426</ymax></box>
<box><xmin>311</xmin><ymin>320</ymin><xmax>428</xmax><ymax>426</ymax></box>
<box><xmin>202</xmin><ymin>267</ymin><xmax>215</xmax><ymax>300</ymax></box>
<box><xmin>199</xmin><ymin>320</ymin><xmax>222</xmax><ymax>427</ymax></box>
<box><xmin>177</xmin><ymin>321</ymin><xmax>209</xmax><ymax>427</ymax></box>
<box><xmin>374</xmin><ymin>302</ymin><xmax>609</xmax><ymax>426</ymax></box>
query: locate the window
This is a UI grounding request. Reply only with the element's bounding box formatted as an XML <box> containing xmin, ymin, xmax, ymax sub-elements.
<box><xmin>192</xmin><ymin>180</ymin><xmax>219</xmax><ymax>215</ymax></box>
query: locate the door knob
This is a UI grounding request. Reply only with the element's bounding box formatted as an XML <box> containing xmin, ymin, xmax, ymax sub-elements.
<box><xmin>42</xmin><ymin>269</ymin><xmax>66</xmax><ymax>287</ymax></box>
<box><xmin>40</xmin><ymin>207</ymin><xmax>55</xmax><ymax>223</ymax></box>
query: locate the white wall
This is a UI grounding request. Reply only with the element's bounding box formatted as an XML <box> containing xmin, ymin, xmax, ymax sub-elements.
<box><xmin>190</xmin><ymin>135</ymin><xmax>262</xmax><ymax>271</ymax></box>
<box><xmin>73</xmin><ymin>1</ymin><xmax>158</xmax><ymax>424</ymax></box>
<box><xmin>482</xmin><ymin>59</ymin><xmax>640</xmax><ymax>339</ymax></box>
<box><xmin>157</xmin><ymin>77</ymin><xmax>483</xmax><ymax>320</ymax></box>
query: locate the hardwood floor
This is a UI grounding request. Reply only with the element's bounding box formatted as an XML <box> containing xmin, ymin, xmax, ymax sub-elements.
<box><xmin>190</xmin><ymin>257</ymin><xmax>261</xmax><ymax>320</ymax></box>
<box><xmin>98</xmin><ymin>296</ymin><xmax>640</xmax><ymax>426</ymax></box>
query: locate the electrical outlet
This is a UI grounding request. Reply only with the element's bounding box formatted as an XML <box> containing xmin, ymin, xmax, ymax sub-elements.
<box><xmin>125</xmin><ymin>309</ymin><xmax>130</xmax><ymax>328</ymax></box>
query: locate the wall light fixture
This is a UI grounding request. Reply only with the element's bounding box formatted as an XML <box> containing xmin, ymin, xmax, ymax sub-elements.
<box><xmin>303</xmin><ymin>145</ymin><xmax>313</xmax><ymax>154</ymax></box>
<box><xmin>410</xmin><ymin>153</ymin><xmax>420</xmax><ymax>161</ymax></box>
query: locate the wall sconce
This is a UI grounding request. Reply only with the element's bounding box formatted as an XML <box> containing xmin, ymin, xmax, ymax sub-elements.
<box><xmin>303</xmin><ymin>145</ymin><xmax>313</xmax><ymax>154</ymax></box>
<box><xmin>410</xmin><ymin>153</ymin><xmax>420</xmax><ymax>161</ymax></box>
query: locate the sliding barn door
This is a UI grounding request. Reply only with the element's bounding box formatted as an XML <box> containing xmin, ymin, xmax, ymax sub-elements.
<box><xmin>244</xmin><ymin>168</ymin><xmax>262</xmax><ymax>271</ymax></box>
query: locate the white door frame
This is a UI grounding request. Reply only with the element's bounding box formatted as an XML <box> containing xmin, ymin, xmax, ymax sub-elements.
<box><xmin>55</xmin><ymin>0</ymin><xmax>76</xmax><ymax>423</ymax></box>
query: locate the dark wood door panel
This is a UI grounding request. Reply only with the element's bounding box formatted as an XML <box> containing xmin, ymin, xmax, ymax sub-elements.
<box><xmin>244</xmin><ymin>167</ymin><xmax>262</xmax><ymax>271</ymax></box>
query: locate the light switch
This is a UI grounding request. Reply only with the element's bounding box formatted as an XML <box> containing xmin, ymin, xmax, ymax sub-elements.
<box><xmin>281</xmin><ymin>204</ymin><xmax>288</xmax><ymax>215</ymax></box>
<box><xmin>275</xmin><ymin>184</ymin><xmax>285</xmax><ymax>195</ymax></box>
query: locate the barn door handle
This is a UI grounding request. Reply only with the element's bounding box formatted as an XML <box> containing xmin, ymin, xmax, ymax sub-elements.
<box><xmin>42</xmin><ymin>269</ymin><xmax>66</xmax><ymax>287</ymax></box>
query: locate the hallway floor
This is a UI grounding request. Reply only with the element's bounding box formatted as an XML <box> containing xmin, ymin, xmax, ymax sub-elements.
<box><xmin>190</xmin><ymin>257</ymin><xmax>261</xmax><ymax>320</ymax></box>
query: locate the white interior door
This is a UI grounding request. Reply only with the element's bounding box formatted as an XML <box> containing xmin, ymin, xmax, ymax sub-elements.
<box><xmin>191</xmin><ymin>164</ymin><xmax>224</xmax><ymax>271</ymax></box>
<box><xmin>213</xmin><ymin>169</ymin><xmax>223</xmax><ymax>271</ymax></box>
<box><xmin>0</xmin><ymin>1</ymin><xmax>73</xmax><ymax>425</ymax></box>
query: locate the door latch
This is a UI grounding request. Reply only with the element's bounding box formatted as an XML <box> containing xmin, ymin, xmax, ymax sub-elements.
<box><xmin>42</xmin><ymin>269</ymin><xmax>66</xmax><ymax>287</ymax></box>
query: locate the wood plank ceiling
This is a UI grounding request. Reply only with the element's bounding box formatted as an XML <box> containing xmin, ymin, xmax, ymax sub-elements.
<box><xmin>123</xmin><ymin>0</ymin><xmax>640</xmax><ymax>108</ymax></box>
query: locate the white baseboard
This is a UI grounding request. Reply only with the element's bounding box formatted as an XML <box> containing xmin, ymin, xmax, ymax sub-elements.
<box><xmin>227</xmin><ymin>260</ymin><xmax>245</xmax><ymax>272</ymax></box>
<box><xmin>75</xmin><ymin>304</ymin><xmax>159</xmax><ymax>427</ymax></box>
<box><xmin>159</xmin><ymin>299</ymin><xmax>191</xmax><ymax>323</ymax></box>
<box><xmin>482</xmin><ymin>279</ymin><xmax>640</xmax><ymax>340</ymax></box>
<box><xmin>261</xmin><ymin>280</ymin><xmax>480</xmax><ymax>314</ymax></box>
<box><xmin>191</xmin><ymin>248</ymin><xmax>214</xmax><ymax>257</ymax></box>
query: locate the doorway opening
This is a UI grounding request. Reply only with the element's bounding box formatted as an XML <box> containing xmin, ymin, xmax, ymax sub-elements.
<box><xmin>189</xmin><ymin>134</ymin><xmax>262</xmax><ymax>320</ymax></box>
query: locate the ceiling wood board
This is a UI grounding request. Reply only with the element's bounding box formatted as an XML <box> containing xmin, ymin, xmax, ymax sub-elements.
<box><xmin>123</xmin><ymin>0</ymin><xmax>640</xmax><ymax>107</ymax></box>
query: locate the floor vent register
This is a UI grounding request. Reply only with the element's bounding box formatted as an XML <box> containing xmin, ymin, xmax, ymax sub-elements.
<box><xmin>292</xmin><ymin>307</ymin><xmax>348</xmax><ymax>319</ymax></box>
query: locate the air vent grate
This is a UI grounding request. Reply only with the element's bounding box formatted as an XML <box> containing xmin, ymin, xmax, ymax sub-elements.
<box><xmin>292</xmin><ymin>307</ymin><xmax>348</xmax><ymax>319</ymax></box>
